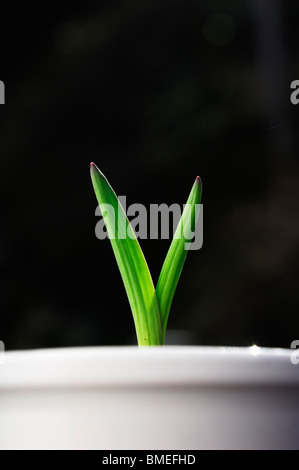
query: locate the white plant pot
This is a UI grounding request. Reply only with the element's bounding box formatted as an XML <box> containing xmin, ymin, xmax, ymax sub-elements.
<box><xmin>0</xmin><ymin>346</ymin><xmax>298</xmax><ymax>450</ymax></box>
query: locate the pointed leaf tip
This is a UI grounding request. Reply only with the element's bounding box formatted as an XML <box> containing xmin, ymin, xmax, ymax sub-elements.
<box><xmin>90</xmin><ymin>162</ymin><xmax>99</xmax><ymax>175</ymax></box>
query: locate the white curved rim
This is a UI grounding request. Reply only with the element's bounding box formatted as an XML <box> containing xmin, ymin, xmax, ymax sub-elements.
<box><xmin>0</xmin><ymin>346</ymin><xmax>298</xmax><ymax>389</ymax></box>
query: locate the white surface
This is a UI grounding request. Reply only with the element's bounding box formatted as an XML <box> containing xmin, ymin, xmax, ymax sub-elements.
<box><xmin>0</xmin><ymin>346</ymin><xmax>298</xmax><ymax>387</ymax></box>
<box><xmin>0</xmin><ymin>346</ymin><xmax>298</xmax><ymax>450</ymax></box>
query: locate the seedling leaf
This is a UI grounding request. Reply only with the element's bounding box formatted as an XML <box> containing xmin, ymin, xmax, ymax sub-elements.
<box><xmin>90</xmin><ymin>163</ymin><xmax>163</xmax><ymax>346</ymax></box>
<box><xmin>156</xmin><ymin>177</ymin><xmax>202</xmax><ymax>341</ymax></box>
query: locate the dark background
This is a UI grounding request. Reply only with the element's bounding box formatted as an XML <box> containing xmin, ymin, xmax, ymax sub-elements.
<box><xmin>1</xmin><ymin>0</ymin><xmax>298</xmax><ymax>349</ymax></box>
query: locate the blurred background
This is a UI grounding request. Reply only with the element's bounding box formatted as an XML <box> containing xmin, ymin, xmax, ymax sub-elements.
<box><xmin>1</xmin><ymin>0</ymin><xmax>299</xmax><ymax>349</ymax></box>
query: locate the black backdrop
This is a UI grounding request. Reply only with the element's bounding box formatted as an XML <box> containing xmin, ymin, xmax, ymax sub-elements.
<box><xmin>1</xmin><ymin>0</ymin><xmax>299</xmax><ymax>349</ymax></box>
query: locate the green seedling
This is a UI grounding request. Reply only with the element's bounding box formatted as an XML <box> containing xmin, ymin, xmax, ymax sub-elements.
<box><xmin>90</xmin><ymin>163</ymin><xmax>202</xmax><ymax>346</ymax></box>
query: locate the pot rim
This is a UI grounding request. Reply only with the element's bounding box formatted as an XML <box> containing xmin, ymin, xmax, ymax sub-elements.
<box><xmin>0</xmin><ymin>346</ymin><xmax>298</xmax><ymax>389</ymax></box>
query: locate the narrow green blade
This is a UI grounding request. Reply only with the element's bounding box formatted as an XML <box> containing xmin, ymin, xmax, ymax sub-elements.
<box><xmin>90</xmin><ymin>163</ymin><xmax>162</xmax><ymax>346</ymax></box>
<box><xmin>156</xmin><ymin>177</ymin><xmax>202</xmax><ymax>340</ymax></box>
